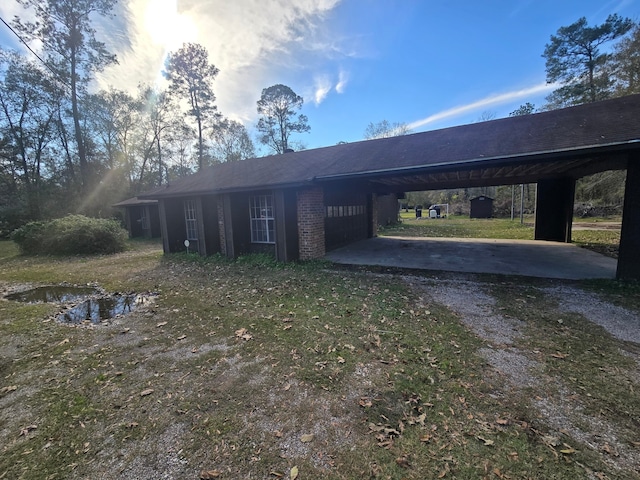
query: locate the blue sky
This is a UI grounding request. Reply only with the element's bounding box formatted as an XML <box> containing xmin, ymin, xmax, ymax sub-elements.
<box><xmin>1</xmin><ymin>0</ymin><xmax>638</xmax><ymax>153</ymax></box>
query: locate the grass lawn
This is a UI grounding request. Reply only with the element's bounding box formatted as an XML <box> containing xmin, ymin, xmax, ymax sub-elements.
<box><xmin>0</xmin><ymin>239</ymin><xmax>638</xmax><ymax>479</ymax></box>
<box><xmin>384</xmin><ymin>213</ymin><xmax>621</xmax><ymax>258</ymax></box>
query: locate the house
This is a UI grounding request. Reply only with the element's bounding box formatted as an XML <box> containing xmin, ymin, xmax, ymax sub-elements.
<box><xmin>112</xmin><ymin>197</ymin><xmax>161</xmax><ymax>239</ymax></box>
<box><xmin>470</xmin><ymin>196</ymin><xmax>493</xmax><ymax>219</ymax></box>
<box><xmin>140</xmin><ymin>94</ymin><xmax>640</xmax><ymax>280</ymax></box>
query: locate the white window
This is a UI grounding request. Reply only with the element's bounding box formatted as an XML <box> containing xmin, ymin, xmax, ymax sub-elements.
<box><xmin>184</xmin><ymin>200</ymin><xmax>198</xmax><ymax>240</ymax></box>
<box><xmin>250</xmin><ymin>195</ymin><xmax>275</xmax><ymax>243</ymax></box>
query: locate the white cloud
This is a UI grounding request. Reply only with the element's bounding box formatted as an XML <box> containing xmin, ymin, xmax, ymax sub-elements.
<box><xmin>336</xmin><ymin>69</ymin><xmax>348</xmax><ymax>93</ymax></box>
<box><xmin>407</xmin><ymin>82</ymin><xmax>559</xmax><ymax>131</ymax></box>
<box><xmin>95</xmin><ymin>0</ymin><xmax>344</xmax><ymax>123</ymax></box>
<box><xmin>313</xmin><ymin>75</ymin><xmax>332</xmax><ymax>105</ymax></box>
<box><xmin>309</xmin><ymin>69</ymin><xmax>349</xmax><ymax>105</ymax></box>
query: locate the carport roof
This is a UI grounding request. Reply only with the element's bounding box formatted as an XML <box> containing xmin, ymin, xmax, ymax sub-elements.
<box><xmin>141</xmin><ymin>94</ymin><xmax>640</xmax><ymax>199</ymax></box>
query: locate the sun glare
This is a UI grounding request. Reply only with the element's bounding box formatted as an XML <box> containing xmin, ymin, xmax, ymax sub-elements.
<box><xmin>144</xmin><ymin>0</ymin><xmax>198</xmax><ymax>51</ymax></box>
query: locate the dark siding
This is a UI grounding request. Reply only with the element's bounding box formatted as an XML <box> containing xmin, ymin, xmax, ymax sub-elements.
<box><xmin>202</xmin><ymin>195</ymin><xmax>220</xmax><ymax>255</ymax></box>
<box><xmin>275</xmin><ymin>189</ymin><xmax>299</xmax><ymax>261</ymax></box>
<box><xmin>230</xmin><ymin>192</ymin><xmax>253</xmax><ymax>256</ymax></box>
<box><xmin>325</xmin><ymin>190</ymin><xmax>368</xmax><ymax>251</ymax></box>
<box><xmin>163</xmin><ymin>198</ymin><xmax>188</xmax><ymax>252</ymax></box>
<box><xmin>129</xmin><ymin>206</ymin><xmax>145</xmax><ymax>237</ymax></box>
<box><xmin>148</xmin><ymin>205</ymin><xmax>161</xmax><ymax>237</ymax></box>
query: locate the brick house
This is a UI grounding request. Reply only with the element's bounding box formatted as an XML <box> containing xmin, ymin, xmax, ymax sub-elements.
<box><xmin>139</xmin><ymin>95</ymin><xmax>640</xmax><ymax>279</ymax></box>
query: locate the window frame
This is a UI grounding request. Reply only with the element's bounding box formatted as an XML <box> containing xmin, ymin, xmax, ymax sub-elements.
<box><xmin>249</xmin><ymin>194</ymin><xmax>275</xmax><ymax>244</ymax></box>
<box><xmin>184</xmin><ymin>199</ymin><xmax>198</xmax><ymax>241</ymax></box>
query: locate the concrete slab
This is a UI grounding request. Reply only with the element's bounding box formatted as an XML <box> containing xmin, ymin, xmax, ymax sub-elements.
<box><xmin>325</xmin><ymin>236</ymin><xmax>617</xmax><ymax>280</ymax></box>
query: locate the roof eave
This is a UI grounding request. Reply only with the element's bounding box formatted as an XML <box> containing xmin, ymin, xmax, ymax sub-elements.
<box><xmin>313</xmin><ymin>140</ymin><xmax>640</xmax><ymax>182</ymax></box>
<box><xmin>140</xmin><ymin>179</ymin><xmax>316</xmax><ymax>200</ymax></box>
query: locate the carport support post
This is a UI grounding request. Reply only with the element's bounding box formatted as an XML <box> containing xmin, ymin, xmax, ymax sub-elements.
<box><xmin>534</xmin><ymin>177</ymin><xmax>575</xmax><ymax>243</ymax></box>
<box><xmin>158</xmin><ymin>199</ymin><xmax>170</xmax><ymax>254</ymax></box>
<box><xmin>220</xmin><ymin>194</ymin><xmax>235</xmax><ymax>259</ymax></box>
<box><xmin>617</xmin><ymin>156</ymin><xmax>640</xmax><ymax>280</ymax></box>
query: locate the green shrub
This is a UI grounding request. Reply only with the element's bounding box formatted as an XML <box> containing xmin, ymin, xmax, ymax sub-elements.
<box><xmin>11</xmin><ymin>215</ymin><xmax>128</xmax><ymax>255</ymax></box>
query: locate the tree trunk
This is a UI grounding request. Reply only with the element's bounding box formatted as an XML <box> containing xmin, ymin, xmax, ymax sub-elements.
<box><xmin>70</xmin><ymin>28</ymin><xmax>90</xmax><ymax>190</ymax></box>
<box><xmin>156</xmin><ymin>134</ymin><xmax>163</xmax><ymax>185</ymax></box>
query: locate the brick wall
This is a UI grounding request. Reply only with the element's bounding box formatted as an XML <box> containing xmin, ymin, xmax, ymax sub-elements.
<box><xmin>297</xmin><ymin>187</ymin><xmax>325</xmax><ymax>260</ymax></box>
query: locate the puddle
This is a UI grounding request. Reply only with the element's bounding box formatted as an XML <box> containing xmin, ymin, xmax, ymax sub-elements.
<box><xmin>57</xmin><ymin>294</ymin><xmax>143</xmax><ymax>324</ymax></box>
<box><xmin>5</xmin><ymin>285</ymin><xmax>100</xmax><ymax>303</ymax></box>
<box><xmin>5</xmin><ymin>285</ymin><xmax>154</xmax><ymax>325</ymax></box>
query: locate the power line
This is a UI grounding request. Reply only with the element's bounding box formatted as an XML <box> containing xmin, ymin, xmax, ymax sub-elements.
<box><xmin>0</xmin><ymin>14</ymin><xmax>72</xmax><ymax>90</ymax></box>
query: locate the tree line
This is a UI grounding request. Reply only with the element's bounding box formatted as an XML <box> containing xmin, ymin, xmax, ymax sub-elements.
<box><xmin>0</xmin><ymin>0</ymin><xmax>310</xmax><ymax>235</ymax></box>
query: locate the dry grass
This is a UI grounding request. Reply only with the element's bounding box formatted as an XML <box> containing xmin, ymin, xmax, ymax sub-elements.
<box><xmin>0</xmin><ymin>240</ymin><xmax>638</xmax><ymax>479</ymax></box>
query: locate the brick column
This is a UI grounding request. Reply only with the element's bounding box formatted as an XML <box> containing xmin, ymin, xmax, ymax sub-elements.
<box><xmin>297</xmin><ymin>187</ymin><xmax>325</xmax><ymax>260</ymax></box>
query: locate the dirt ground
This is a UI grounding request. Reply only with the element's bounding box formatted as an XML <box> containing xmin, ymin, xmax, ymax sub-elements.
<box><xmin>410</xmin><ymin>275</ymin><xmax>640</xmax><ymax>475</ymax></box>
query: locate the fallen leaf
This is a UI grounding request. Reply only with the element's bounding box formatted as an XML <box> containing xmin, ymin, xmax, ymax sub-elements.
<box><xmin>337</xmin><ymin>356</ymin><xmax>345</xmax><ymax>364</ymax></box>
<box><xmin>140</xmin><ymin>388</ymin><xmax>154</xmax><ymax>397</ymax></box>
<box><xmin>19</xmin><ymin>425</ymin><xmax>37</xmax><ymax>436</ymax></box>
<box><xmin>1</xmin><ymin>385</ymin><xmax>17</xmax><ymax>394</ymax></box>
<box><xmin>235</xmin><ymin>328</ymin><xmax>253</xmax><ymax>340</ymax></box>
<box><xmin>156</xmin><ymin>322</ymin><xmax>167</xmax><ymax>327</ymax></box>
<box><xmin>496</xmin><ymin>418</ymin><xmax>509</xmax><ymax>425</ymax></box>
<box><xmin>477</xmin><ymin>436</ymin><xmax>494</xmax><ymax>446</ymax></box>
<box><xmin>177</xmin><ymin>335</ymin><xmax>186</xmax><ymax>340</ymax></box>
<box><xmin>437</xmin><ymin>463</ymin><xmax>450</xmax><ymax>478</ymax></box>
<box><xmin>300</xmin><ymin>433</ymin><xmax>314</xmax><ymax>443</ymax></box>
<box><xmin>290</xmin><ymin>466</ymin><xmax>299</xmax><ymax>480</ymax></box>
<box><xmin>199</xmin><ymin>470</ymin><xmax>222</xmax><ymax>479</ymax></box>
<box><xmin>541</xmin><ymin>435</ymin><xmax>560</xmax><ymax>447</ymax></box>
<box><xmin>560</xmin><ymin>444</ymin><xmax>576</xmax><ymax>454</ymax></box>
<box><xmin>269</xmin><ymin>471</ymin><xmax>284</xmax><ymax>478</ymax></box>
<box><xmin>550</xmin><ymin>352</ymin><xmax>569</xmax><ymax>359</ymax></box>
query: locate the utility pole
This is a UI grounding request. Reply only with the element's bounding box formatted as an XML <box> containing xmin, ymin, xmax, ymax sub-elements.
<box><xmin>520</xmin><ymin>184</ymin><xmax>525</xmax><ymax>224</ymax></box>
<box><xmin>511</xmin><ymin>185</ymin><xmax>515</xmax><ymax>221</ymax></box>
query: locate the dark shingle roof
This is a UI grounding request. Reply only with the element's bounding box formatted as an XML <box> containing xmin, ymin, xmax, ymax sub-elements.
<box><xmin>113</xmin><ymin>196</ymin><xmax>158</xmax><ymax>207</ymax></box>
<box><xmin>142</xmin><ymin>94</ymin><xmax>640</xmax><ymax>199</ymax></box>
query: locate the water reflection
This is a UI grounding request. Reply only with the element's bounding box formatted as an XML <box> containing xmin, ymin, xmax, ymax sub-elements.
<box><xmin>57</xmin><ymin>294</ymin><xmax>141</xmax><ymax>324</ymax></box>
<box><xmin>5</xmin><ymin>285</ymin><xmax>150</xmax><ymax>325</ymax></box>
<box><xmin>5</xmin><ymin>286</ymin><xmax>99</xmax><ymax>303</ymax></box>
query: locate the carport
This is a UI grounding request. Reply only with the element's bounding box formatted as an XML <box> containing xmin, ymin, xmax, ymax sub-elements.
<box><xmin>314</xmin><ymin>95</ymin><xmax>640</xmax><ymax>280</ymax></box>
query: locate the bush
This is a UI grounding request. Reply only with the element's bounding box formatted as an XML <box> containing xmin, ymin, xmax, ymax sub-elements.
<box><xmin>11</xmin><ymin>215</ymin><xmax>128</xmax><ymax>255</ymax></box>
